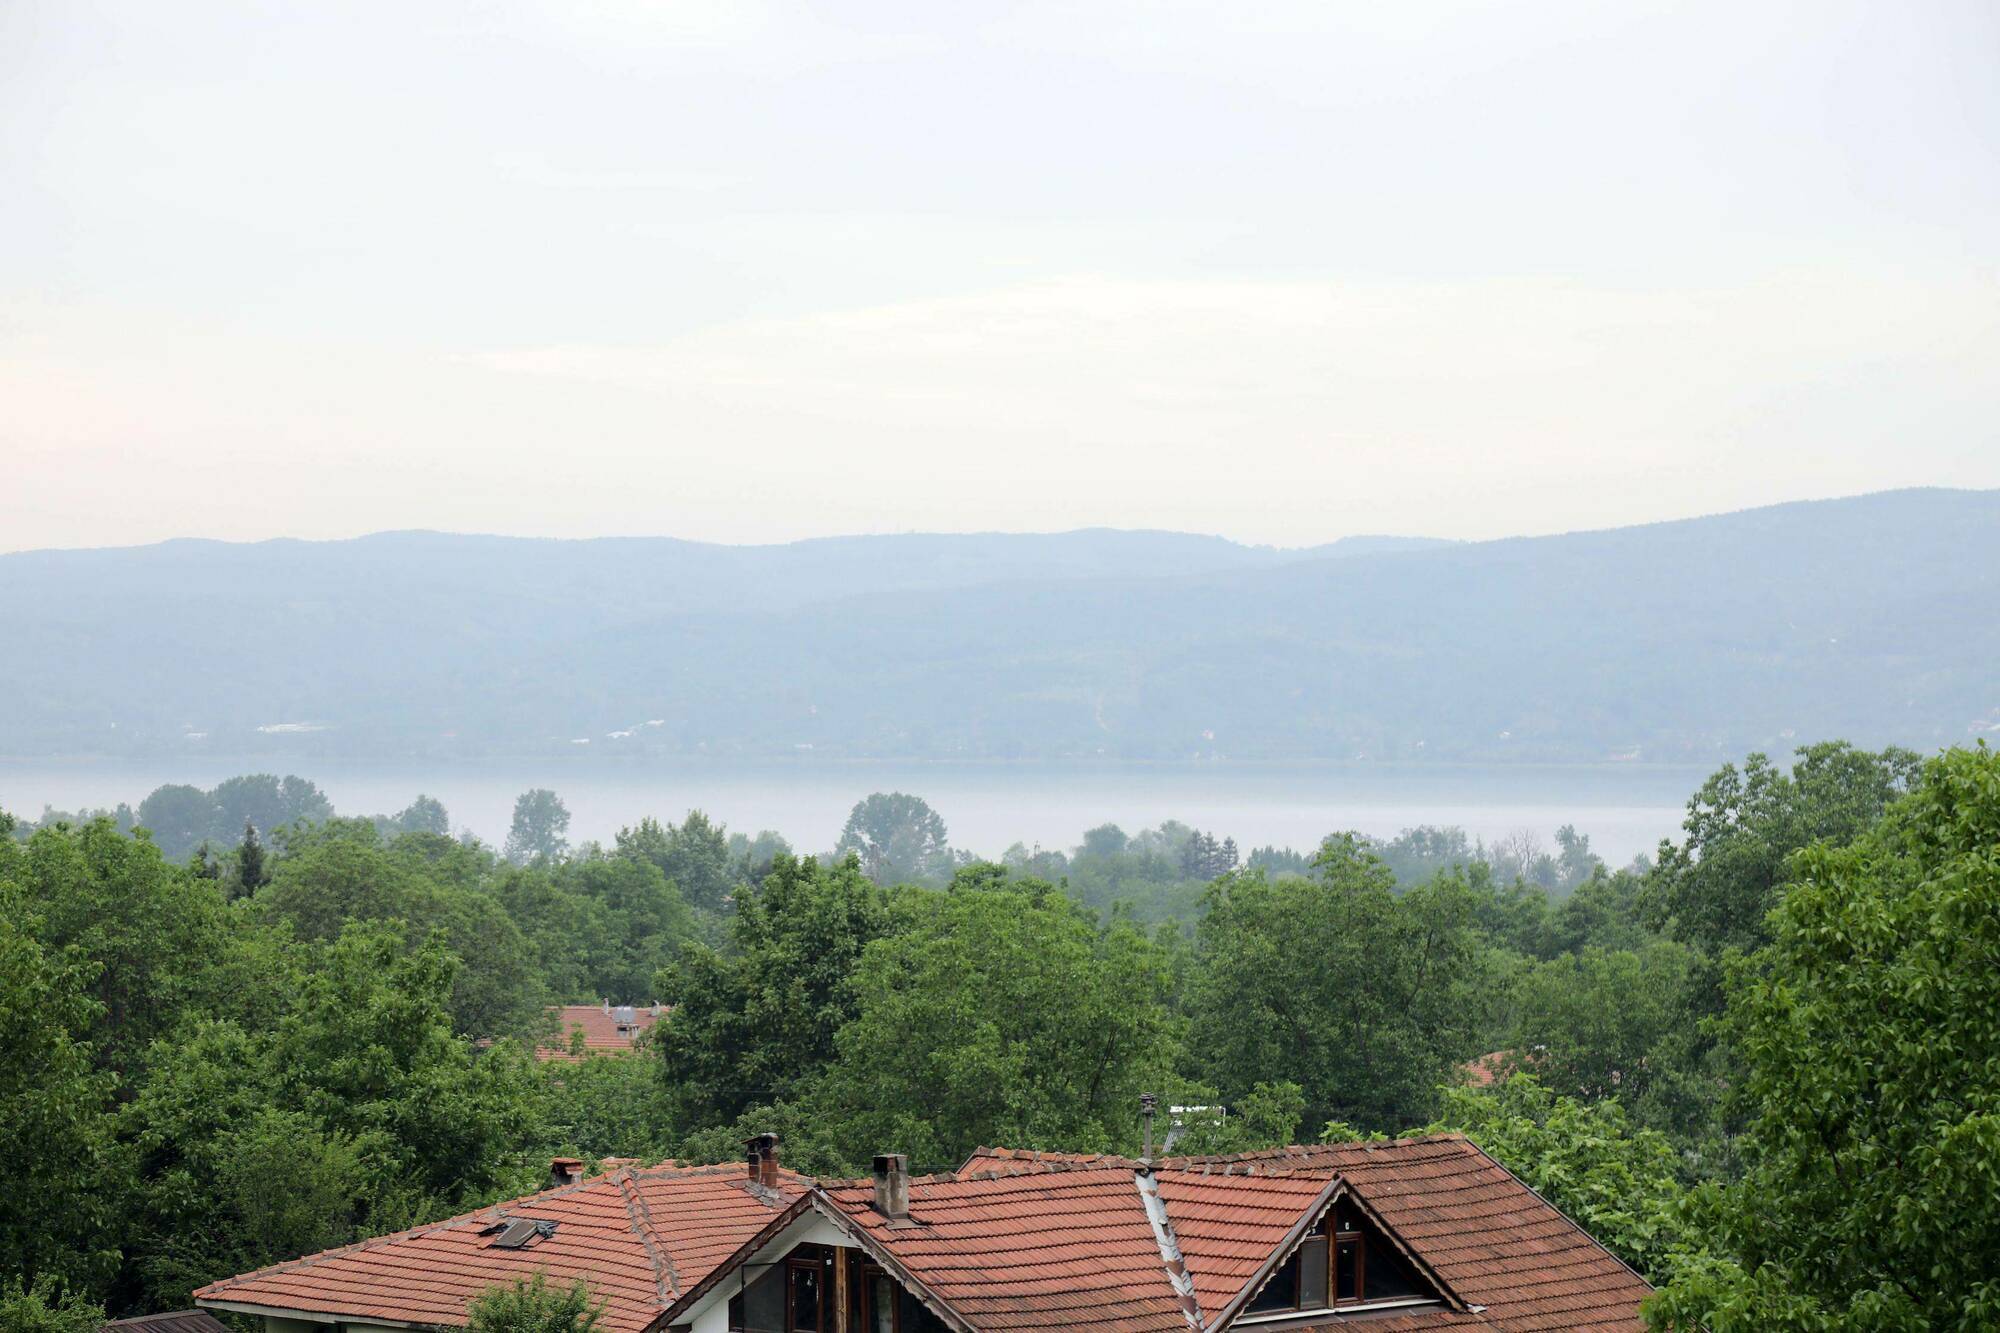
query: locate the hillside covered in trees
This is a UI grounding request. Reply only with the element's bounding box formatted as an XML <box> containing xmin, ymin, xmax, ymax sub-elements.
<box><xmin>7</xmin><ymin>739</ymin><xmax>1997</xmax><ymax>1330</ymax></box>
<box><xmin>4</xmin><ymin>489</ymin><xmax>1995</xmax><ymax>764</ymax></box>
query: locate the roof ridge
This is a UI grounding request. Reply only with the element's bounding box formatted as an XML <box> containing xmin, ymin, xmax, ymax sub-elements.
<box><xmin>1133</xmin><ymin>1168</ymin><xmax>1203</xmax><ymax>1332</ymax></box>
<box><xmin>615</xmin><ymin>1170</ymin><xmax>682</xmax><ymax>1303</ymax></box>
<box><xmin>1156</xmin><ymin>1132</ymin><xmax>1471</xmax><ymax>1171</ymax></box>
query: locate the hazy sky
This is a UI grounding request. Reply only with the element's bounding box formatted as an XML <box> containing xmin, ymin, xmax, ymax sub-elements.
<box><xmin>3</xmin><ymin>0</ymin><xmax>1996</xmax><ymax>553</ymax></box>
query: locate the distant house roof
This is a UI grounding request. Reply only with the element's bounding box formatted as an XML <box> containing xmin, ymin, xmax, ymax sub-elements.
<box><xmin>103</xmin><ymin>1313</ymin><xmax>231</xmax><ymax>1333</ymax></box>
<box><xmin>1461</xmin><ymin>1050</ymin><xmax>1518</xmax><ymax>1087</ymax></box>
<box><xmin>197</xmin><ymin>1136</ymin><xmax>1650</xmax><ymax>1333</ymax></box>
<box><xmin>535</xmin><ymin>1002</ymin><xmax>665</xmax><ymax>1061</ymax></box>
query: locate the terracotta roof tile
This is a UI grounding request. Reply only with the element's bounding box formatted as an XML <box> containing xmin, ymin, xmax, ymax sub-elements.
<box><xmin>193</xmin><ymin>1163</ymin><xmax>805</xmax><ymax>1333</ymax></box>
<box><xmin>1159</xmin><ymin>1137</ymin><xmax>1651</xmax><ymax>1332</ymax></box>
<box><xmin>199</xmin><ymin>1136</ymin><xmax>1646</xmax><ymax>1333</ymax></box>
<box><xmin>826</xmin><ymin>1166</ymin><xmax>1189</xmax><ymax>1331</ymax></box>
<box><xmin>535</xmin><ymin>1004</ymin><xmax>665</xmax><ymax>1061</ymax></box>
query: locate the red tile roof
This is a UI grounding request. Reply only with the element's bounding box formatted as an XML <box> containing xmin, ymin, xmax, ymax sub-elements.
<box><xmin>824</xmin><ymin>1161</ymin><xmax>1189</xmax><ymax>1332</ymax></box>
<box><xmin>536</xmin><ymin>1004</ymin><xmax>665</xmax><ymax>1061</ymax></box>
<box><xmin>198</xmin><ymin>1137</ymin><xmax>1647</xmax><ymax>1333</ymax></box>
<box><xmin>1158</xmin><ymin>1138</ymin><xmax>1651</xmax><ymax>1332</ymax></box>
<box><xmin>192</xmin><ymin>1163</ymin><xmax>806</xmax><ymax>1333</ymax></box>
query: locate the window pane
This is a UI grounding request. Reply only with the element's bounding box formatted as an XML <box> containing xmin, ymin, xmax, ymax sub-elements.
<box><xmin>1335</xmin><ymin>1240</ymin><xmax>1358</xmax><ymax>1302</ymax></box>
<box><xmin>738</xmin><ymin>1265</ymin><xmax>786</xmax><ymax>1332</ymax></box>
<box><xmin>870</xmin><ymin>1276</ymin><xmax>896</xmax><ymax>1333</ymax></box>
<box><xmin>789</xmin><ymin>1265</ymin><xmax>822</xmax><ymax>1331</ymax></box>
<box><xmin>1299</xmin><ymin>1237</ymin><xmax>1329</xmax><ymax>1308</ymax></box>
<box><xmin>1247</xmin><ymin>1254</ymin><xmax>1299</xmax><ymax>1312</ymax></box>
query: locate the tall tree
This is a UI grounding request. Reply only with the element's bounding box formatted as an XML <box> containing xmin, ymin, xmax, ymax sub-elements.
<box><xmin>1647</xmin><ymin>745</ymin><xmax>2000</xmax><ymax>1331</ymax></box>
<box><xmin>0</xmin><ymin>884</ymin><xmax>120</xmax><ymax>1292</ymax></box>
<box><xmin>504</xmin><ymin>789</ymin><xmax>571</xmax><ymax>865</ymax></box>
<box><xmin>654</xmin><ymin>854</ymin><xmax>890</xmax><ymax>1131</ymax></box>
<box><xmin>817</xmin><ymin>876</ymin><xmax>1178</xmax><ymax>1169</ymax></box>
<box><xmin>1190</xmin><ymin>838</ymin><xmax>1490</xmax><ymax>1132</ymax></box>
<box><xmin>1645</xmin><ymin>740</ymin><xmax>1921</xmax><ymax>956</ymax></box>
<box><xmin>235</xmin><ymin>819</ymin><xmax>268</xmax><ymax>896</ymax></box>
<box><xmin>835</xmin><ymin>792</ymin><xmax>952</xmax><ymax>885</ymax></box>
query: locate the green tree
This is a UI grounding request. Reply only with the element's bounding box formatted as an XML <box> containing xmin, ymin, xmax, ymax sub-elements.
<box><xmin>1190</xmin><ymin>838</ymin><xmax>1490</xmax><ymax>1133</ymax></box>
<box><xmin>5</xmin><ymin>817</ymin><xmax>238</xmax><ymax>1078</ymax></box>
<box><xmin>654</xmin><ymin>854</ymin><xmax>890</xmax><ymax>1131</ymax></box>
<box><xmin>1409</xmin><ymin>1074</ymin><xmax>1692</xmax><ymax>1284</ymax></box>
<box><xmin>466</xmin><ymin>1274</ymin><xmax>604</xmax><ymax>1333</ymax></box>
<box><xmin>1646</xmin><ymin>741</ymin><xmax>1920</xmax><ymax>957</ymax></box>
<box><xmin>256</xmin><ymin>820</ymin><xmax>546</xmax><ymax>1039</ymax></box>
<box><xmin>236</xmin><ymin>818</ymin><xmax>268</xmax><ymax>895</ymax></box>
<box><xmin>134</xmin><ymin>784</ymin><xmax>218</xmax><ymax>861</ymax></box>
<box><xmin>505</xmin><ymin>788</ymin><xmax>571</xmax><ymax>864</ymax></box>
<box><xmin>816</xmin><ymin>876</ymin><xmax>1178</xmax><ymax>1169</ymax></box>
<box><xmin>0</xmin><ymin>1278</ymin><xmax>105</xmax><ymax>1333</ymax></box>
<box><xmin>1507</xmin><ymin>941</ymin><xmax>1694</xmax><ymax>1110</ymax></box>
<box><xmin>835</xmin><ymin>792</ymin><xmax>953</xmax><ymax>885</ymax></box>
<box><xmin>0</xmin><ymin>885</ymin><xmax>120</xmax><ymax>1292</ymax></box>
<box><xmin>1647</xmin><ymin>746</ymin><xmax>2000</xmax><ymax>1331</ymax></box>
<box><xmin>617</xmin><ymin>810</ymin><xmax>735</xmax><ymax>911</ymax></box>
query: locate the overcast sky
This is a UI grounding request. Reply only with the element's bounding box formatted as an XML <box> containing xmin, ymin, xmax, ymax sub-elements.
<box><xmin>3</xmin><ymin>0</ymin><xmax>1995</xmax><ymax>553</ymax></box>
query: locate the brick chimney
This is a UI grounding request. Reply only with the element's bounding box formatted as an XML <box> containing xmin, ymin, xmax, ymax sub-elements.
<box><xmin>746</xmin><ymin>1132</ymin><xmax>780</xmax><ymax>1188</ymax></box>
<box><xmin>872</xmin><ymin>1153</ymin><xmax>909</xmax><ymax>1221</ymax></box>
<box><xmin>549</xmin><ymin>1156</ymin><xmax>585</xmax><ymax>1188</ymax></box>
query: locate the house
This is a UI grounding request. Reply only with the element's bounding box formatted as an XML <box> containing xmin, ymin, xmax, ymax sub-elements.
<box><xmin>194</xmin><ymin>1134</ymin><xmax>1650</xmax><ymax>1332</ymax></box>
<box><xmin>103</xmin><ymin>1313</ymin><xmax>233</xmax><ymax>1333</ymax></box>
<box><xmin>536</xmin><ymin>1003</ymin><xmax>665</xmax><ymax>1061</ymax></box>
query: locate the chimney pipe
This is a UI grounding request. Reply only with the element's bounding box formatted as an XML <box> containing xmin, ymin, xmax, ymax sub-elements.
<box><xmin>746</xmin><ymin>1132</ymin><xmax>780</xmax><ymax>1188</ymax></box>
<box><xmin>872</xmin><ymin>1153</ymin><xmax>909</xmax><ymax>1221</ymax></box>
<box><xmin>549</xmin><ymin>1156</ymin><xmax>585</xmax><ymax>1188</ymax></box>
<box><xmin>1141</xmin><ymin>1092</ymin><xmax>1159</xmax><ymax>1163</ymax></box>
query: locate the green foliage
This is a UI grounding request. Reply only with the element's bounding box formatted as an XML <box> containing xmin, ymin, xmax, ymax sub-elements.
<box><xmin>0</xmin><ymin>880</ymin><xmax>120</xmax><ymax>1291</ymax></box>
<box><xmin>236</xmin><ymin>818</ymin><xmax>268</xmax><ymax>895</ymax></box>
<box><xmin>1413</xmin><ymin>1074</ymin><xmax>1693</xmax><ymax>1284</ymax></box>
<box><xmin>1189</xmin><ymin>838</ymin><xmax>1489</xmax><ymax>1132</ymax></box>
<box><xmin>1646</xmin><ymin>741</ymin><xmax>1920</xmax><ymax>956</ymax></box>
<box><xmin>814</xmin><ymin>876</ymin><xmax>1179</xmax><ymax>1169</ymax></box>
<box><xmin>466</xmin><ymin>1273</ymin><xmax>605</xmax><ymax>1333</ymax></box>
<box><xmin>255</xmin><ymin>820</ymin><xmax>548</xmax><ymax>1039</ymax></box>
<box><xmin>616</xmin><ymin>810</ymin><xmax>735</xmax><ymax>911</ymax></box>
<box><xmin>1647</xmin><ymin>745</ymin><xmax>2000</xmax><ymax>1331</ymax></box>
<box><xmin>0</xmin><ymin>1278</ymin><xmax>105</xmax><ymax>1333</ymax></box>
<box><xmin>7</xmin><ymin>817</ymin><xmax>239</xmax><ymax>1078</ymax></box>
<box><xmin>657</xmin><ymin>854</ymin><xmax>890</xmax><ymax>1131</ymax></box>
<box><xmin>1507</xmin><ymin>941</ymin><xmax>1694</xmax><ymax>1111</ymax></box>
<box><xmin>505</xmin><ymin>788</ymin><xmax>572</xmax><ymax>864</ymax></box>
<box><xmin>135</xmin><ymin>775</ymin><xmax>334</xmax><ymax>861</ymax></box>
<box><xmin>836</xmin><ymin>792</ymin><xmax>954</xmax><ymax>885</ymax></box>
<box><xmin>1161</xmin><ymin>1081</ymin><xmax>1305</xmax><ymax>1155</ymax></box>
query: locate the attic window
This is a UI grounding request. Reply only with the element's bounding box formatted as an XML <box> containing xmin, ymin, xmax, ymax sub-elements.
<box><xmin>1245</xmin><ymin>1200</ymin><xmax>1434</xmax><ymax>1316</ymax></box>
<box><xmin>484</xmin><ymin>1217</ymin><xmax>558</xmax><ymax>1249</ymax></box>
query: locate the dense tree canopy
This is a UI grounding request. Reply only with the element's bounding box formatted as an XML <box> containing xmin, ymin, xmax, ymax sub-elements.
<box><xmin>1647</xmin><ymin>745</ymin><xmax>2000</xmax><ymax>1331</ymax></box>
<box><xmin>1190</xmin><ymin>837</ymin><xmax>1489</xmax><ymax>1131</ymax></box>
<box><xmin>5</xmin><ymin>743</ymin><xmax>1990</xmax><ymax>1328</ymax></box>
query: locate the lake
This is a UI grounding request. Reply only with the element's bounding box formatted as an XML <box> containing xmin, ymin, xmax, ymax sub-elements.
<box><xmin>0</xmin><ymin>759</ymin><xmax>1704</xmax><ymax>864</ymax></box>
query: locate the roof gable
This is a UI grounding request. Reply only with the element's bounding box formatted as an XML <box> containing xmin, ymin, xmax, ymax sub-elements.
<box><xmin>1161</xmin><ymin>1137</ymin><xmax>1652</xmax><ymax>1332</ymax></box>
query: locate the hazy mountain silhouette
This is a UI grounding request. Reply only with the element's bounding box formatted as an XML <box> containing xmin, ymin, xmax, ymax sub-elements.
<box><xmin>3</xmin><ymin>490</ymin><xmax>1992</xmax><ymax>763</ymax></box>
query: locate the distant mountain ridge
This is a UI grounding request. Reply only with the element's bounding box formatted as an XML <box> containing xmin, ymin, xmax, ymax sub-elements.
<box><xmin>1</xmin><ymin>490</ymin><xmax>1993</xmax><ymax>763</ymax></box>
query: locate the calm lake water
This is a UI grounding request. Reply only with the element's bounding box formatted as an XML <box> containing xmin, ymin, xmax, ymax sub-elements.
<box><xmin>0</xmin><ymin>760</ymin><xmax>1704</xmax><ymax>864</ymax></box>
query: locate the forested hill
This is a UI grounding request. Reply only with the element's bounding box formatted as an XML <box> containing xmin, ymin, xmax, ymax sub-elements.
<box><xmin>3</xmin><ymin>488</ymin><xmax>1994</xmax><ymax>763</ymax></box>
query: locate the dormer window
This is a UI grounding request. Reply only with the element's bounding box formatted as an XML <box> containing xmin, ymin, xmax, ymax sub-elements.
<box><xmin>1244</xmin><ymin>1199</ymin><xmax>1436</xmax><ymax>1317</ymax></box>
